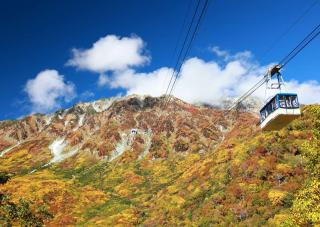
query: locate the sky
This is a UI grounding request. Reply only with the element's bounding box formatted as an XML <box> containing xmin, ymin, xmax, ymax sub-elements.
<box><xmin>1</xmin><ymin>0</ymin><xmax>320</xmax><ymax>120</ymax></box>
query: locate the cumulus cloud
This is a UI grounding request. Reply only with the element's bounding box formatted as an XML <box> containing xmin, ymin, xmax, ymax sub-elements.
<box><xmin>106</xmin><ymin>47</ymin><xmax>320</xmax><ymax>105</ymax></box>
<box><xmin>24</xmin><ymin>70</ymin><xmax>76</xmax><ymax>113</ymax></box>
<box><xmin>210</xmin><ymin>46</ymin><xmax>230</xmax><ymax>60</ymax></box>
<box><xmin>98</xmin><ymin>74</ymin><xmax>109</xmax><ymax>87</ymax></box>
<box><xmin>210</xmin><ymin>46</ymin><xmax>253</xmax><ymax>63</ymax></box>
<box><xmin>66</xmin><ymin>32</ymin><xmax>320</xmax><ymax>106</ymax></box>
<box><xmin>79</xmin><ymin>90</ymin><xmax>95</xmax><ymax>101</ymax></box>
<box><xmin>109</xmin><ymin>67</ymin><xmax>173</xmax><ymax>96</ymax></box>
<box><xmin>108</xmin><ymin>58</ymin><xmax>260</xmax><ymax>104</ymax></box>
<box><xmin>285</xmin><ymin>80</ymin><xmax>320</xmax><ymax>104</ymax></box>
<box><xmin>67</xmin><ymin>35</ymin><xmax>149</xmax><ymax>73</ymax></box>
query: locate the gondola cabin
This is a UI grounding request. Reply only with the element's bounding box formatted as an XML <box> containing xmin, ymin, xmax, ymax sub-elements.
<box><xmin>260</xmin><ymin>93</ymin><xmax>301</xmax><ymax>131</ymax></box>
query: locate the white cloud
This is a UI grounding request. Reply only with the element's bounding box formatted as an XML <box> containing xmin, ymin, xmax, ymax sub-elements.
<box><xmin>66</xmin><ymin>32</ymin><xmax>320</xmax><ymax>106</ymax></box>
<box><xmin>108</xmin><ymin>57</ymin><xmax>263</xmax><ymax>104</ymax></box>
<box><xmin>25</xmin><ymin>70</ymin><xmax>76</xmax><ymax>113</ymax></box>
<box><xmin>210</xmin><ymin>46</ymin><xmax>253</xmax><ymax>63</ymax></box>
<box><xmin>210</xmin><ymin>46</ymin><xmax>230</xmax><ymax>60</ymax></box>
<box><xmin>285</xmin><ymin>80</ymin><xmax>320</xmax><ymax>104</ymax></box>
<box><xmin>98</xmin><ymin>74</ymin><xmax>109</xmax><ymax>87</ymax></box>
<box><xmin>67</xmin><ymin>34</ymin><xmax>149</xmax><ymax>73</ymax></box>
<box><xmin>109</xmin><ymin>67</ymin><xmax>173</xmax><ymax>97</ymax></box>
<box><xmin>106</xmin><ymin>47</ymin><xmax>320</xmax><ymax>105</ymax></box>
<box><xmin>79</xmin><ymin>90</ymin><xmax>95</xmax><ymax>100</ymax></box>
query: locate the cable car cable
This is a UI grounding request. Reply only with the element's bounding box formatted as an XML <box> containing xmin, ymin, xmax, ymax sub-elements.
<box><xmin>232</xmin><ymin>1</ymin><xmax>319</xmax><ymax>92</ymax></box>
<box><xmin>166</xmin><ymin>0</ymin><xmax>211</xmax><ymax>105</ymax></box>
<box><xmin>162</xmin><ymin>0</ymin><xmax>202</xmax><ymax>106</ymax></box>
<box><xmin>261</xmin><ymin>0</ymin><xmax>319</xmax><ymax>61</ymax></box>
<box><xmin>161</xmin><ymin>0</ymin><xmax>193</xmax><ymax>95</ymax></box>
<box><xmin>227</xmin><ymin>75</ymin><xmax>267</xmax><ymax>111</ymax></box>
<box><xmin>228</xmin><ymin>22</ymin><xmax>320</xmax><ymax>111</ymax></box>
<box><xmin>282</xmin><ymin>28</ymin><xmax>320</xmax><ymax>67</ymax></box>
<box><xmin>163</xmin><ymin>0</ymin><xmax>207</xmax><ymax>107</ymax></box>
<box><xmin>164</xmin><ymin>0</ymin><xmax>210</xmax><ymax>107</ymax></box>
<box><xmin>167</xmin><ymin>1</ymin><xmax>315</xmax><ymax>109</ymax></box>
<box><xmin>279</xmin><ymin>23</ymin><xmax>320</xmax><ymax>66</ymax></box>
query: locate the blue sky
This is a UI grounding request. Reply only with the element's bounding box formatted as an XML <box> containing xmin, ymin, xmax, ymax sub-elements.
<box><xmin>1</xmin><ymin>0</ymin><xmax>320</xmax><ymax>120</ymax></box>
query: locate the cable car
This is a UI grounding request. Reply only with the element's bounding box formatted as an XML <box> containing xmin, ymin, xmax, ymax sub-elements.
<box><xmin>260</xmin><ymin>93</ymin><xmax>301</xmax><ymax>131</ymax></box>
<box><xmin>228</xmin><ymin>64</ymin><xmax>301</xmax><ymax>131</ymax></box>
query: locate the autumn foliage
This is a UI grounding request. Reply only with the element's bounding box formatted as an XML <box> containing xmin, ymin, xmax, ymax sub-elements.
<box><xmin>0</xmin><ymin>98</ymin><xmax>320</xmax><ymax>226</ymax></box>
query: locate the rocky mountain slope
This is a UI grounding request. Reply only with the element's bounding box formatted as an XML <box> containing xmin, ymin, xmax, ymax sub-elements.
<box><xmin>0</xmin><ymin>95</ymin><xmax>319</xmax><ymax>226</ymax></box>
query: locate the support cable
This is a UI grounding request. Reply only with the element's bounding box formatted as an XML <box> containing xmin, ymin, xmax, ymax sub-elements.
<box><xmin>162</xmin><ymin>0</ymin><xmax>202</xmax><ymax>107</ymax></box>
<box><xmin>164</xmin><ymin>0</ymin><xmax>210</xmax><ymax>107</ymax></box>
<box><xmin>228</xmin><ymin>22</ymin><xmax>320</xmax><ymax>111</ymax></box>
<box><xmin>161</xmin><ymin>0</ymin><xmax>193</xmax><ymax>95</ymax></box>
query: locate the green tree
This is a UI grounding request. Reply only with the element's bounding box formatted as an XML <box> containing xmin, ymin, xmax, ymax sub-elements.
<box><xmin>0</xmin><ymin>193</ymin><xmax>53</xmax><ymax>227</ymax></box>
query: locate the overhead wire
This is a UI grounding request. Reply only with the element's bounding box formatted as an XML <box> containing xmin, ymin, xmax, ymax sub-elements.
<box><xmin>230</xmin><ymin>0</ymin><xmax>319</xmax><ymax>96</ymax></box>
<box><xmin>279</xmin><ymin>22</ymin><xmax>320</xmax><ymax>66</ymax></box>
<box><xmin>160</xmin><ymin>0</ymin><xmax>193</xmax><ymax>96</ymax></box>
<box><xmin>227</xmin><ymin>75</ymin><xmax>267</xmax><ymax>111</ymax></box>
<box><xmin>261</xmin><ymin>0</ymin><xmax>319</xmax><ymax>61</ymax></box>
<box><xmin>164</xmin><ymin>0</ymin><xmax>210</xmax><ymax>107</ymax></box>
<box><xmin>161</xmin><ymin>0</ymin><xmax>202</xmax><ymax>108</ymax></box>
<box><xmin>164</xmin><ymin>0</ymin><xmax>317</xmax><ymax>110</ymax></box>
<box><xmin>160</xmin><ymin>0</ymin><xmax>319</xmax><ymax>113</ymax></box>
<box><xmin>228</xmin><ymin>1</ymin><xmax>319</xmax><ymax>111</ymax></box>
<box><xmin>228</xmin><ymin>22</ymin><xmax>320</xmax><ymax>111</ymax></box>
<box><xmin>166</xmin><ymin>0</ymin><xmax>210</xmax><ymax>105</ymax></box>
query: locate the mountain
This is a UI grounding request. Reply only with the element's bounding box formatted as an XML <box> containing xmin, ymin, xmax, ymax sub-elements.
<box><xmin>0</xmin><ymin>95</ymin><xmax>319</xmax><ymax>226</ymax></box>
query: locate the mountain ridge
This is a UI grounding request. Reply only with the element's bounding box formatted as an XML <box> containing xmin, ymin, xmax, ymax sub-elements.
<box><xmin>0</xmin><ymin>95</ymin><xmax>240</xmax><ymax>172</ymax></box>
<box><xmin>0</xmin><ymin>95</ymin><xmax>319</xmax><ymax>226</ymax></box>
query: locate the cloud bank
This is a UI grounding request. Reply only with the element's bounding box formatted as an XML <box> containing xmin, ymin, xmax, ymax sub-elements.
<box><xmin>67</xmin><ymin>34</ymin><xmax>320</xmax><ymax>105</ymax></box>
<box><xmin>108</xmin><ymin>56</ymin><xmax>271</xmax><ymax>105</ymax></box>
<box><xmin>25</xmin><ymin>70</ymin><xmax>76</xmax><ymax>113</ymax></box>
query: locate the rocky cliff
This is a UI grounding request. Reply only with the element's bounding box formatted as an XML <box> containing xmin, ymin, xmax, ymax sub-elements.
<box><xmin>0</xmin><ymin>95</ymin><xmax>319</xmax><ymax>226</ymax></box>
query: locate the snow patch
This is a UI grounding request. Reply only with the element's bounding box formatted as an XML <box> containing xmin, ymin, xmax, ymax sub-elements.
<box><xmin>44</xmin><ymin>115</ymin><xmax>53</xmax><ymax>126</ymax></box>
<box><xmin>45</xmin><ymin>138</ymin><xmax>79</xmax><ymax>165</ymax></box>
<box><xmin>0</xmin><ymin>143</ymin><xmax>21</xmax><ymax>157</ymax></box>
<box><xmin>109</xmin><ymin>133</ymin><xmax>132</xmax><ymax>161</ymax></box>
<box><xmin>138</xmin><ymin>130</ymin><xmax>152</xmax><ymax>160</ymax></box>
<box><xmin>48</xmin><ymin>138</ymin><xmax>67</xmax><ymax>164</ymax></box>
<box><xmin>73</xmin><ymin>114</ymin><xmax>85</xmax><ymax>131</ymax></box>
<box><xmin>29</xmin><ymin>169</ymin><xmax>37</xmax><ymax>174</ymax></box>
<box><xmin>78</xmin><ymin>114</ymin><xmax>85</xmax><ymax>127</ymax></box>
<box><xmin>57</xmin><ymin>110</ymin><xmax>67</xmax><ymax>120</ymax></box>
<box><xmin>218</xmin><ymin>124</ymin><xmax>228</xmax><ymax>133</ymax></box>
<box><xmin>64</xmin><ymin>120</ymin><xmax>70</xmax><ymax>127</ymax></box>
<box><xmin>108</xmin><ymin>128</ymin><xmax>153</xmax><ymax>161</ymax></box>
<box><xmin>92</xmin><ymin>98</ymin><xmax>116</xmax><ymax>112</ymax></box>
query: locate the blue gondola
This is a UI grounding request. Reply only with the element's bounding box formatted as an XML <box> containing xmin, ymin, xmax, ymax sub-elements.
<box><xmin>260</xmin><ymin>93</ymin><xmax>301</xmax><ymax>131</ymax></box>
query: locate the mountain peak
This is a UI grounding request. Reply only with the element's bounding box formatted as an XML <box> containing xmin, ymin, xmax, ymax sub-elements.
<box><xmin>1</xmin><ymin>93</ymin><xmax>319</xmax><ymax>226</ymax></box>
<box><xmin>0</xmin><ymin>94</ymin><xmax>244</xmax><ymax>161</ymax></box>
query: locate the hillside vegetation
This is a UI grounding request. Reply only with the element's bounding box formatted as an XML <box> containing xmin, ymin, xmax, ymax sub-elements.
<box><xmin>0</xmin><ymin>96</ymin><xmax>319</xmax><ymax>226</ymax></box>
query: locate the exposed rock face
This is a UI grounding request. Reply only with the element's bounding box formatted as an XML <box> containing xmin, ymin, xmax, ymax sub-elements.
<box><xmin>0</xmin><ymin>94</ymin><xmax>276</xmax><ymax>226</ymax></box>
<box><xmin>1</xmin><ymin>95</ymin><xmax>318</xmax><ymax>226</ymax></box>
<box><xmin>0</xmin><ymin>95</ymin><xmax>245</xmax><ymax>167</ymax></box>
